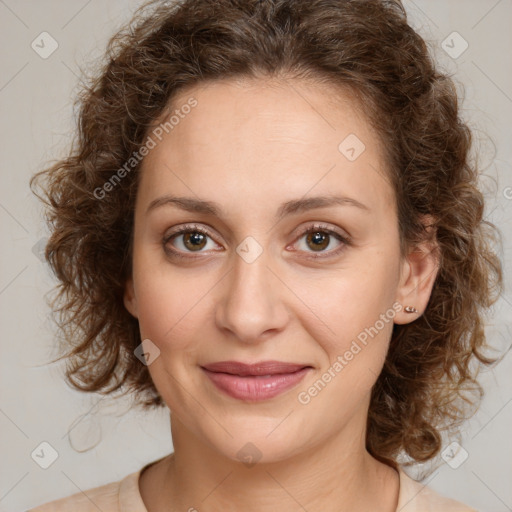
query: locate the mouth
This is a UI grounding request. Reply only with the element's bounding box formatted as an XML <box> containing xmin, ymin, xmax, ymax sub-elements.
<box><xmin>200</xmin><ymin>360</ymin><xmax>313</xmax><ymax>401</ymax></box>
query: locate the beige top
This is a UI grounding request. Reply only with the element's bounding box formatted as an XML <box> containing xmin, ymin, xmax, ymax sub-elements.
<box><xmin>28</xmin><ymin>459</ymin><xmax>477</xmax><ymax>512</ymax></box>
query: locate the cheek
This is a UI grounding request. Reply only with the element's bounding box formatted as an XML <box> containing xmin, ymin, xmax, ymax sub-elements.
<box><xmin>295</xmin><ymin>254</ymin><xmax>399</xmax><ymax>368</ymax></box>
<box><xmin>132</xmin><ymin>257</ymin><xmax>217</xmax><ymax>357</ymax></box>
<box><xmin>294</xmin><ymin>279</ymin><xmax>397</xmax><ymax>416</ymax></box>
<box><xmin>132</xmin><ymin>267</ymin><xmax>208</xmax><ymax>409</ymax></box>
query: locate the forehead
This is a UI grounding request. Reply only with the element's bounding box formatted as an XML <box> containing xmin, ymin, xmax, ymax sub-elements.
<box><xmin>137</xmin><ymin>77</ymin><xmax>394</xmax><ymax>217</ymax></box>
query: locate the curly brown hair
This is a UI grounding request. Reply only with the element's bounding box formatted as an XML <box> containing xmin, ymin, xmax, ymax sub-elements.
<box><xmin>31</xmin><ymin>0</ymin><xmax>503</xmax><ymax>469</ymax></box>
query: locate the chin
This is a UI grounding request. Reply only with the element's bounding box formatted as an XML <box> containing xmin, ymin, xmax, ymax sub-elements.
<box><xmin>194</xmin><ymin>415</ymin><xmax>313</xmax><ymax>467</ymax></box>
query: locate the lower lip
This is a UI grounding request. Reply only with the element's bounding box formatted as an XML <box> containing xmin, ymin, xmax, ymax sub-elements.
<box><xmin>201</xmin><ymin>367</ymin><xmax>311</xmax><ymax>401</ymax></box>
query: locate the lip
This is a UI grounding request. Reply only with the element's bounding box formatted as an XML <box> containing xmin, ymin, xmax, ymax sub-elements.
<box><xmin>201</xmin><ymin>360</ymin><xmax>312</xmax><ymax>401</ymax></box>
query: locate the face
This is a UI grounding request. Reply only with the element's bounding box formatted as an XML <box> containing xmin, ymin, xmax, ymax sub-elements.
<box><xmin>124</xmin><ymin>77</ymin><xmax>437</xmax><ymax>463</ymax></box>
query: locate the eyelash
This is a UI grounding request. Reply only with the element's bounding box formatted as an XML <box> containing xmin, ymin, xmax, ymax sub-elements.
<box><xmin>162</xmin><ymin>222</ymin><xmax>351</xmax><ymax>260</ymax></box>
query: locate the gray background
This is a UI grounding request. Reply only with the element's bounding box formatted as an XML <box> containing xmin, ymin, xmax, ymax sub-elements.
<box><xmin>0</xmin><ymin>1</ymin><xmax>511</xmax><ymax>510</ymax></box>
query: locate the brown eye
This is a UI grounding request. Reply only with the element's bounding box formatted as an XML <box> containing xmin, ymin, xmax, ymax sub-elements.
<box><xmin>292</xmin><ymin>224</ymin><xmax>351</xmax><ymax>259</ymax></box>
<box><xmin>163</xmin><ymin>224</ymin><xmax>222</xmax><ymax>259</ymax></box>
<box><xmin>181</xmin><ymin>232</ymin><xmax>208</xmax><ymax>251</ymax></box>
<box><xmin>305</xmin><ymin>231</ymin><xmax>331</xmax><ymax>252</ymax></box>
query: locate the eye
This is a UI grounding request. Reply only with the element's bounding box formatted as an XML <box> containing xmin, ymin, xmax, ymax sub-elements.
<box><xmin>163</xmin><ymin>224</ymin><xmax>221</xmax><ymax>258</ymax></box>
<box><xmin>292</xmin><ymin>223</ymin><xmax>350</xmax><ymax>258</ymax></box>
<box><xmin>162</xmin><ymin>222</ymin><xmax>351</xmax><ymax>261</ymax></box>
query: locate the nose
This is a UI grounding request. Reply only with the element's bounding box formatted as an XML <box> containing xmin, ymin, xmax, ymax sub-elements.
<box><xmin>214</xmin><ymin>247</ymin><xmax>290</xmax><ymax>345</ymax></box>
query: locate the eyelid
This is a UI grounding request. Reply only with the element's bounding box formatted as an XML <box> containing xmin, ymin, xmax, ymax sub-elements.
<box><xmin>165</xmin><ymin>223</ymin><xmax>210</xmax><ymax>237</ymax></box>
<box><xmin>290</xmin><ymin>221</ymin><xmax>351</xmax><ymax>243</ymax></box>
<box><xmin>164</xmin><ymin>223</ymin><xmax>219</xmax><ymax>242</ymax></box>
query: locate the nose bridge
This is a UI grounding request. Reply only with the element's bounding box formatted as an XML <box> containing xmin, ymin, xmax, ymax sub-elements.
<box><xmin>215</xmin><ymin>243</ymin><xmax>288</xmax><ymax>343</ymax></box>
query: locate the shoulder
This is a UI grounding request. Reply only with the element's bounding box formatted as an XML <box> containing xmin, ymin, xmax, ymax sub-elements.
<box><xmin>397</xmin><ymin>467</ymin><xmax>478</xmax><ymax>512</ymax></box>
<box><xmin>27</xmin><ymin>470</ymin><xmax>147</xmax><ymax>512</ymax></box>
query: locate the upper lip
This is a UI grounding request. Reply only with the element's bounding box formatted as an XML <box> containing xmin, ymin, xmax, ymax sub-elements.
<box><xmin>201</xmin><ymin>360</ymin><xmax>311</xmax><ymax>376</ymax></box>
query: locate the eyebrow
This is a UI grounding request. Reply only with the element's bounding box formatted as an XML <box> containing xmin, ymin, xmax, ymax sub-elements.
<box><xmin>146</xmin><ymin>194</ymin><xmax>371</xmax><ymax>218</ymax></box>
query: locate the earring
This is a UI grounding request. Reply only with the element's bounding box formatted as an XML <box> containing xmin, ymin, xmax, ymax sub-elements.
<box><xmin>404</xmin><ymin>305</ymin><xmax>418</xmax><ymax>314</ymax></box>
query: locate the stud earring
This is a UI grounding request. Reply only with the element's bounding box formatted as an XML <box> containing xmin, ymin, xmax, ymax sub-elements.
<box><xmin>404</xmin><ymin>305</ymin><xmax>418</xmax><ymax>314</ymax></box>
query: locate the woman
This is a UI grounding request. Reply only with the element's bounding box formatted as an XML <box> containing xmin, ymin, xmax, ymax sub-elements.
<box><xmin>29</xmin><ymin>0</ymin><xmax>503</xmax><ymax>510</ymax></box>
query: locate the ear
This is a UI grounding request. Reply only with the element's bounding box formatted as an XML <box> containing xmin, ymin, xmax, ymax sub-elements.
<box><xmin>394</xmin><ymin>216</ymin><xmax>439</xmax><ymax>325</ymax></box>
<box><xmin>123</xmin><ymin>276</ymin><xmax>139</xmax><ymax>319</ymax></box>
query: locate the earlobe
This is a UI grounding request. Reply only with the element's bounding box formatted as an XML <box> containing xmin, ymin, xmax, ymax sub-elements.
<box><xmin>394</xmin><ymin>221</ymin><xmax>439</xmax><ymax>325</ymax></box>
<box><xmin>123</xmin><ymin>277</ymin><xmax>138</xmax><ymax>318</ymax></box>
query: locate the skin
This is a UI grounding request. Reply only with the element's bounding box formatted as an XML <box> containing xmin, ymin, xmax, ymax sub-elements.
<box><xmin>124</xmin><ymin>76</ymin><xmax>439</xmax><ymax>512</ymax></box>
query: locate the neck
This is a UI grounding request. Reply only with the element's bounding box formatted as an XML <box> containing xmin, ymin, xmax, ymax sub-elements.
<box><xmin>142</xmin><ymin>412</ymin><xmax>400</xmax><ymax>512</ymax></box>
